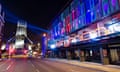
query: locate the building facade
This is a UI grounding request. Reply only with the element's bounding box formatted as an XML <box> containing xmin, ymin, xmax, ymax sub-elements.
<box><xmin>47</xmin><ymin>0</ymin><xmax>120</xmax><ymax>65</ymax></box>
<box><xmin>0</xmin><ymin>3</ymin><xmax>5</xmax><ymax>46</ymax></box>
<box><xmin>15</xmin><ymin>20</ymin><xmax>27</xmax><ymax>49</ymax></box>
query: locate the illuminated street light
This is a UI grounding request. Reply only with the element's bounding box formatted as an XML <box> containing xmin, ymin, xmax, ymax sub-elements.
<box><xmin>50</xmin><ymin>44</ymin><xmax>56</xmax><ymax>49</ymax></box>
<box><xmin>1</xmin><ymin>44</ymin><xmax>6</xmax><ymax>50</ymax></box>
<box><xmin>37</xmin><ymin>43</ymin><xmax>40</xmax><ymax>46</ymax></box>
<box><xmin>43</xmin><ymin>33</ymin><xmax>46</xmax><ymax>37</ymax></box>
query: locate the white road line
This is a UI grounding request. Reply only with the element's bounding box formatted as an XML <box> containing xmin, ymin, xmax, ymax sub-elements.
<box><xmin>36</xmin><ymin>69</ymin><xmax>40</xmax><ymax>72</ymax></box>
<box><xmin>71</xmin><ymin>69</ymin><xmax>79</xmax><ymax>72</ymax></box>
<box><xmin>32</xmin><ymin>63</ymin><xmax>35</xmax><ymax>68</ymax></box>
<box><xmin>6</xmin><ymin>62</ymin><xmax>13</xmax><ymax>70</ymax></box>
<box><xmin>28</xmin><ymin>60</ymin><xmax>35</xmax><ymax>68</ymax></box>
<box><xmin>28</xmin><ymin>60</ymin><xmax>31</xmax><ymax>63</ymax></box>
<box><xmin>30</xmin><ymin>61</ymin><xmax>40</xmax><ymax>72</ymax></box>
<box><xmin>0</xmin><ymin>60</ymin><xmax>9</xmax><ymax>68</ymax></box>
<box><xmin>6</xmin><ymin>64</ymin><xmax>11</xmax><ymax>70</ymax></box>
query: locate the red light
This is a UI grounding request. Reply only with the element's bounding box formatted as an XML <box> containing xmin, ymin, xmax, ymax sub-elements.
<box><xmin>23</xmin><ymin>50</ymin><xmax>27</xmax><ymax>54</ymax></box>
<box><xmin>9</xmin><ymin>45</ymin><xmax>15</xmax><ymax>54</ymax></box>
<box><xmin>9</xmin><ymin>48</ymin><xmax>14</xmax><ymax>54</ymax></box>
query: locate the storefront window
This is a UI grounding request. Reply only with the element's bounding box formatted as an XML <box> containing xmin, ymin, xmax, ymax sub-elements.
<box><xmin>91</xmin><ymin>9</ymin><xmax>96</xmax><ymax>22</ymax></box>
<box><xmin>96</xmin><ymin>6</ymin><xmax>103</xmax><ymax>20</ymax></box>
<box><xmin>85</xmin><ymin>0</ymin><xmax>91</xmax><ymax>24</ymax></box>
<box><xmin>77</xmin><ymin>3</ymin><xmax>81</xmax><ymax>17</ymax></box>
<box><xmin>75</xmin><ymin>18</ymin><xmax>79</xmax><ymax>30</ymax></box>
<box><xmin>80</xmin><ymin>4</ymin><xmax>85</xmax><ymax>16</ymax></box>
<box><xmin>85</xmin><ymin>0</ymin><xmax>91</xmax><ymax>13</ymax></box>
<box><xmin>78</xmin><ymin>16</ymin><xmax>85</xmax><ymax>29</ymax></box>
<box><xmin>78</xmin><ymin>16</ymin><xmax>82</xmax><ymax>28</ymax></box>
<box><xmin>94</xmin><ymin>0</ymin><xmax>100</xmax><ymax>6</ymax></box>
<box><xmin>83</xmin><ymin>32</ymin><xmax>90</xmax><ymax>40</ymax></box>
<box><xmin>72</xmin><ymin>10</ymin><xmax>75</xmax><ymax>21</ymax></box>
<box><xmin>72</xmin><ymin>20</ymin><xmax>76</xmax><ymax>31</ymax></box>
<box><xmin>64</xmin><ymin>39</ymin><xmax>70</xmax><ymax>47</ymax></box>
<box><xmin>82</xmin><ymin>15</ymin><xmax>86</xmax><ymax>26</ymax></box>
<box><xmin>102</xmin><ymin>0</ymin><xmax>110</xmax><ymax>16</ymax></box>
<box><xmin>70</xmin><ymin>13</ymin><xmax>73</xmax><ymax>33</ymax></box>
<box><xmin>107</xmin><ymin>22</ymin><xmax>120</xmax><ymax>33</ymax></box>
<box><xmin>89</xmin><ymin>30</ymin><xmax>98</xmax><ymax>39</ymax></box>
<box><xmin>110</xmin><ymin>0</ymin><xmax>119</xmax><ymax>13</ymax></box>
<box><xmin>86</xmin><ymin>10</ymin><xmax>92</xmax><ymax>24</ymax></box>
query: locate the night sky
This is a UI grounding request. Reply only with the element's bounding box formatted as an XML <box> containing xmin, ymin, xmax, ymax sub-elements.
<box><xmin>0</xmin><ymin>0</ymin><xmax>72</xmax><ymax>42</ymax></box>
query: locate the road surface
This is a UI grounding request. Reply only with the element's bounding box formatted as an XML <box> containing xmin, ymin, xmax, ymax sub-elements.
<box><xmin>0</xmin><ymin>58</ymin><xmax>104</xmax><ymax>72</ymax></box>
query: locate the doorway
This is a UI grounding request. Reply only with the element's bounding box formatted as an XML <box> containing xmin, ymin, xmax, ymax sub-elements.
<box><xmin>110</xmin><ymin>48</ymin><xmax>120</xmax><ymax>65</ymax></box>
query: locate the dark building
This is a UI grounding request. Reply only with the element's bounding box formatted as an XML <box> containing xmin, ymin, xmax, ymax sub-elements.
<box><xmin>0</xmin><ymin>3</ymin><xmax>5</xmax><ymax>47</ymax></box>
<box><xmin>47</xmin><ymin>0</ymin><xmax>120</xmax><ymax>65</ymax></box>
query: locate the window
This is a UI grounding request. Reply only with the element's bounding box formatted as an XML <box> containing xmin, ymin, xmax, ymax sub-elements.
<box><xmin>86</xmin><ymin>10</ymin><xmax>92</xmax><ymax>24</ymax></box>
<box><xmin>75</xmin><ymin>18</ymin><xmax>79</xmax><ymax>30</ymax></box>
<box><xmin>102</xmin><ymin>0</ymin><xmax>110</xmax><ymax>16</ymax></box>
<box><xmin>110</xmin><ymin>0</ymin><xmax>119</xmax><ymax>13</ymax></box>
<box><xmin>80</xmin><ymin>4</ymin><xmax>85</xmax><ymax>16</ymax></box>
<box><xmin>94</xmin><ymin>0</ymin><xmax>100</xmax><ymax>6</ymax></box>
<box><xmin>96</xmin><ymin>5</ymin><xmax>103</xmax><ymax>20</ymax></box>
<box><xmin>91</xmin><ymin>9</ymin><xmax>96</xmax><ymax>22</ymax></box>
<box><xmin>72</xmin><ymin>9</ymin><xmax>75</xmax><ymax>21</ymax></box>
<box><xmin>77</xmin><ymin>2</ymin><xmax>81</xmax><ymax>17</ymax></box>
<box><xmin>78</xmin><ymin>16</ymin><xmax>85</xmax><ymax>28</ymax></box>
<box><xmin>65</xmin><ymin>15</ymin><xmax>71</xmax><ymax>34</ymax></box>
<box><xmin>85</xmin><ymin>0</ymin><xmax>91</xmax><ymax>13</ymax></box>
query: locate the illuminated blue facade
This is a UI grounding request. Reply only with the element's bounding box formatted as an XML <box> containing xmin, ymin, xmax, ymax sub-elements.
<box><xmin>49</xmin><ymin>0</ymin><xmax>120</xmax><ymax>41</ymax></box>
<box><xmin>48</xmin><ymin>0</ymin><xmax>120</xmax><ymax>65</ymax></box>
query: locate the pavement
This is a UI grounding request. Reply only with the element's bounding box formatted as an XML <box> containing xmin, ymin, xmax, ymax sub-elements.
<box><xmin>0</xmin><ymin>58</ymin><xmax>105</xmax><ymax>72</ymax></box>
<box><xmin>47</xmin><ymin>58</ymin><xmax>120</xmax><ymax>72</ymax></box>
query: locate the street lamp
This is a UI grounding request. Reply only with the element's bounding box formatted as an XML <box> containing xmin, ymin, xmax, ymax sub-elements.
<box><xmin>43</xmin><ymin>33</ymin><xmax>46</xmax><ymax>37</ymax></box>
<box><xmin>41</xmin><ymin>33</ymin><xmax>47</xmax><ymax>58</ymax></box>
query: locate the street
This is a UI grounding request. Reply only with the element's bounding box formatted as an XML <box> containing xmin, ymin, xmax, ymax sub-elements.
<box><xmin>0</xmin><ymin>58</ymin><xmax>104</xmax><ymax>72</ymax></box>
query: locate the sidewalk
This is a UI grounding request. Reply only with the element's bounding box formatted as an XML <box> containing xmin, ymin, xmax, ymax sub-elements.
<box><xmin>47</xmin><ymin>58</ymin><xmax>120</xmax><ymax>72</ymax></box>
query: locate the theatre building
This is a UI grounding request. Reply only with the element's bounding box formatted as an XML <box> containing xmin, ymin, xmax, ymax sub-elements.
<box><xmin>47</xmin><ymin>0</ymin><xmax>120</xmax><ymax>65</ymax></box>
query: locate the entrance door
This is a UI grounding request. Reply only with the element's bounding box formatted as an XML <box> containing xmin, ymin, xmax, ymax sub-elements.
<box><xmin>110</xmin><ymin>49</ymin><xmax>120</xmax><ymax>65</ymax></box>
<box><xmin>85</xmin><ymin>49</ymin><xmax>101</xmax><ymax>63</ymax></box>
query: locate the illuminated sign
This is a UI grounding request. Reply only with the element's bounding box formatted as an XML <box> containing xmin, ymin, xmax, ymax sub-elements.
<box><xmin>108</xmin><ymin>22</ymin><xmax>120</xmax><ymax>32</ymax></box>
<box><xmin>89</xmin><ymin>31</ymin><xmax>98</xmax><ymax>39</ymax></box>
<box><xmin>64</xmin><ymin>39</ymin><xmax>70</xmax><ymax>47</ymax></box>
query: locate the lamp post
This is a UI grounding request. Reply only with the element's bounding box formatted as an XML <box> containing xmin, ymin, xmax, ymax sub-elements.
<box><xmin>41</xmin><ymin>33</ymin><xmax>47</xmax><ymax>58</ymax></box>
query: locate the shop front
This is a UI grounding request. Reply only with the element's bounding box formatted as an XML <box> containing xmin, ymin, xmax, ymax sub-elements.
<box><xmin>84</xmin><ymin>48</ymin><xmax>101</xmax><ymax>63</ymax></box>
<box><xmin>108</xmin><ymin>44</ymin><xmax>120</xmax><ymax>65</ymax></box>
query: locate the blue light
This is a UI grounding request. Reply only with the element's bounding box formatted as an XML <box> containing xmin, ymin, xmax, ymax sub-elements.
<box><xmin>28</xmin><ymin>24</ymin><xmax>49</xmax><ymax>33</ymax></box>
<box><xmin>50</xmin><ymin>44</ymin><xmax>56</xmax><ymax>49</ymax></box>
<box><xmin>2</xmin><ymin>7</ymin><xmax>49</xmax><ymax>33</ymax></box>
<box><xmin>42</xmin><ymin>36</ymin><xmax>46</xmax><ymax>57</ymax></box>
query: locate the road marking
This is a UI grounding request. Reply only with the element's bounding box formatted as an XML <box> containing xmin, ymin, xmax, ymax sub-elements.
<box><xmin>28</xmin><ymin>60</ymin><xmax>35</xmax><ymax>68</ymax></box>
<box><xmin>6</xmin><ymin>62</ymin><xmax>13</xmax><ymax>70</ymax></box>
<box><xmin>30</xmin><ymin>61</ymin><xmax>40</xmax><ymax>72</ymax></box>
<box><xmin>32</xmin><ymin>63</ymin><xmax>35</xmax><ymax>68</ymax></box>
<box><xmin>71</xmin><ymin>69</ymin><xmax>79</xmax><ymax>72</ymax></box>
<box><xmin>28</xmin><ymin>60</ymin><xmax>31</xmax><ymax>63</ymax></box>
<box><xmin>6</xmin><ymin>64</ymin><xmax>11</xmax><ymax>70</ymax></box>
<box><xmin>36</xmin><ymin>69</ymin><xmax>40</xmax><ymax>72</ymax></box>
<box><xmin>29</xmin><ymin>60</ymin><xmax>40</xmax><ymax>72</ymax></box>
<box><xmin>0</xmin><ymin>60</ymin><xmax>9</xmax><ymax>68</ymax></box>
